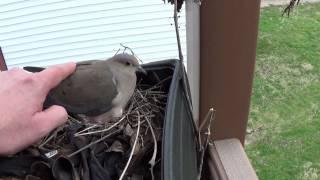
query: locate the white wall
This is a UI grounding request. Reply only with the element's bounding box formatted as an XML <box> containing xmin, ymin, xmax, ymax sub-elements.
<box><xmin>0</xmin><ymin>0</ymin><xmax>187</xmax><ymax>68</ymax></box>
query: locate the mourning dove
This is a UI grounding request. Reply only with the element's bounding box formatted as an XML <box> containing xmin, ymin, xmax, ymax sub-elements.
<box><xmin>24</xmin><ymin>53</ymin><xmax>146</xmax><ymax>123</ymax></box>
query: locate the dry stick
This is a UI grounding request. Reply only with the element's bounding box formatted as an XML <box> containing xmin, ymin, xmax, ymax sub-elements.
<box><xmin>74</xmin><ymin>124</ymin><xmax>99</xmax><ymax>136</ymax></box>
<box><xmin>146</xmin><ymin>117</ymin><xmax>157</xmax><ymax>180</ymax></box>
<box><xmin>74</xmin><ymin>115</ymin><xmax>127</xmax><ymax>136</ymax></box>
<box><xmin>120</xmin><ymin>43</ymin><xmax>143</xmax><ymax>63</ymax></box>
<box><xmin>173</xmin><ymin>0</ymin><xmax>195</xmax><ymax>129</ymax></box>
<box><xmin>173</xmin><ymin>0</ymin><xmax>184</xmax><ymax>65</ymax></box>
<box><xmin>137</xmin><ymin>90</ymin><xmax>148</xmax><ymax>102</ymax></box>
<box><xmin>120</xmin><ymin>43</ymin><xmax>135</xmax><ymax>55</ymax></box>
<box><xmin>119</xmin><ymin>113</ymin><xmax>141</xmax><ymax>180</ymax></box>
<box><xmin>39</xmin><ymin>127</ymin><xmax>61</xmax><ymax>148</ymax></box>
<box><xmin>197</xmin><ymin>108</ymin><xmax>215</xmax><ymax>180</ymax></box>
<box><xmin>74</xmin><ymin>102</ymin><xmax>135</xmax><ymax>136</ymax></box>
<box><xmin>198</xmin><ymin>108</ymin><xmax>215</xmax><ymax>149</ymax></box>
<box><xmin>114</xmin><ymin>48</ymin><xmax>121</xmax><ymax>56</ymax></box>
<box><xmin>67</xmin><ymin>129</ymin><xmax>120</xmax><ymax>158</ymax></box>
<box><xmin>282</xmin><ymin>0</ymin><xmax>301</xmax><ymax>16</ymax></box>
<box><xmin>145</xmin><ymin>76</ymin><xmax>172</xmax><ymax>91</ymax></box>
<box><xmin>68</xmin><ymin>115</ymin><xmax>82</xmax><ymax>124</ymax></box>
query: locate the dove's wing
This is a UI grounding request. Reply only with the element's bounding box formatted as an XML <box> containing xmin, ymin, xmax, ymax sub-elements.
<box><xmin>48</xmin><ymin>60</ymin><xmax>118</xmax><ymax>116</ymax></box>
<box><xmin>25</xmin><ymin>60</ymin><xmax>118</xmax><ymax>116</ymax></box>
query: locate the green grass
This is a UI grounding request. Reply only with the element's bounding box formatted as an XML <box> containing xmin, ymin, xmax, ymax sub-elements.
<box><xmin>245</xmin><ymin>3</ymin><xmax>320</xmax><ymax>180</ymax></box>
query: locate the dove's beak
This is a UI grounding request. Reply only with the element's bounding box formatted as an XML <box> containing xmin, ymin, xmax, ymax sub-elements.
<box><xmin>137</xmin><ymin>66</ymin><xmax>147</xmax><ymax>75</ymax></box>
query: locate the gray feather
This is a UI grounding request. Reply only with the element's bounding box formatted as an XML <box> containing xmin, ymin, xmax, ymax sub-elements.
<box><xmin>45</xmin><ymin>60</ymin><xmax>118</xmax><ymax>116</ymax></box>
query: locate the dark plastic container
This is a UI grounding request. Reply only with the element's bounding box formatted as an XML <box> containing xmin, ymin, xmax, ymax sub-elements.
<box><xmin>141</xmin><ymin>60</ymin><xmax>199</xmax><ymax>180</ymax></box>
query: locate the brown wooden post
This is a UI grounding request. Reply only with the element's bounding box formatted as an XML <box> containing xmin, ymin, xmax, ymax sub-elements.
<box><xmin>200</xmin><ymin>0</ymin><xmax>261</xmax><ymax>144</ymax></box>
<box><xmin>0</xmin><ymin>47</ymin><xmax>7</xmax><ymax>71</ymax></box>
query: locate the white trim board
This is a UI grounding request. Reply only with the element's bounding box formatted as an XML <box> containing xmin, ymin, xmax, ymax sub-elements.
<box><xmin>186</xmin><ymin>0</ymin><xmax>200</xmax><ymax>123</ymax></box>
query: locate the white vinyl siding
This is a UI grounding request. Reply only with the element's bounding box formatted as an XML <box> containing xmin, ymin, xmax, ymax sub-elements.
<box><xmin>0</xmin><ymin>0</ymin><xmax>186</xmax><ymax>68</ymax></box>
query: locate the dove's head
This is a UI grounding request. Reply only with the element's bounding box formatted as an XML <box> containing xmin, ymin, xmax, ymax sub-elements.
<box><xmin>111</xmin><ymin>53</ymin><xmax>147</xmax><ymax>74</ymax></box>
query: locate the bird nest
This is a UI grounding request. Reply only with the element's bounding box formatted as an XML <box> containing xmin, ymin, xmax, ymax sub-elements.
<box><xmin>1</xmin><ymin>76</ymin><xmax>170</xmax><ymax>180</ymax></box>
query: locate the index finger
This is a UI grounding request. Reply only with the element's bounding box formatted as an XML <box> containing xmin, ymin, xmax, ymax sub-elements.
<box><xmin>35</xmin><ymin>62</ymin><xmax>76</xmax><ymax>93</ymax></box>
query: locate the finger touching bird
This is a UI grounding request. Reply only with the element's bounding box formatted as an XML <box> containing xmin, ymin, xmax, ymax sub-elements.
<box><xmin>24</xmin><ymin>53</ymin><xmax>147</xmax><ymax>124</ymax></box>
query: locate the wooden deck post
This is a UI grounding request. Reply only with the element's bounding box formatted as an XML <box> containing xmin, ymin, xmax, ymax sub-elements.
<box><xmin>200</xmin><ymin>0</ymin><xmax>261</xmax><ymax>144</ymax></box>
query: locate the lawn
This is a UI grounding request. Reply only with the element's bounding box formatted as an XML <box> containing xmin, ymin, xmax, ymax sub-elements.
<box><xmin>245</xmin><ymin>3</ymin><xmax>320</xmax><ymax>180</ymax></box>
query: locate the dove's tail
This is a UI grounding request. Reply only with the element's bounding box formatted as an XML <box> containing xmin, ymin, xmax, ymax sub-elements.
<box><xmin>23</xmin><ymin>66</ymin><xmax>45</xmax><ymax>73</ymax></box>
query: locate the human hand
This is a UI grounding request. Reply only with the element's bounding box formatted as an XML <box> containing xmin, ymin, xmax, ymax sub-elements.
<box><xmin>0</xmin><ymin>63</ymin><xmax>76</xmax><ymax>155</ymax></box>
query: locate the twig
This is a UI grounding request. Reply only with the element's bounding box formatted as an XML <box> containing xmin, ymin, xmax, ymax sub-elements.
<box><xmin>120</xmin><ymin>43</ymin><xmax>135</xmax><ymax>55</ymax></box>
<box><xmin>74</xmin><ymin>115</ymin><xmax>127</xmax><ymax>136</ymax></box>
<box><xmin>173</xmin><ymin>0</ymin><xmax>194</xmax><ymax>130</ymax></box>
<box><xmin>67</xmin><ymin>129</ymin><xmax>120</xmax><ymax>158</ymax></box>
<box><xmin>282</xmin><ymin>0</ymin><xmax>301</xmax><ymax>17</ymax></box>
<box><xmin>198</xmin><ymin>108</ymin><xmax>215</xmax><ymax>147</ymax></box>
<box><xmin>197</xmin><ymin>108</ymin><xmax>215</xmax><ymax>180</ymax></box>
<box><xmin>68</xmin><ymin>115</ymin><xmax>82</xmax><ymax>124</ymax></box>
<box><xmin>119</xmin><ymin>113</ymin><xmax>141</xmax><ymax>180</ymax></box>
<box><xmin>145</xmin><ymin>76</ymin><xmax>172</xmax><ymax>91</ymax></box>
<box><xmin>39</xmin><ymin>127</ymin><xmax>62</xmax><ymax>148</ymax></box>
<box><xmin>120</xmin><ymin>43</ymin><xmax>143</xmax><ymax>63</ymax></box>
<box><xmin>146</xmin><ymin>117</ymin><xmax>157</xmax><ymax>180</ymax></box>
<box><xmin>173</xmin><ymin>0</ymin><xmax>184</xmax><ymax>65</ymax></box>
<box><xmin>114</xmin><ymin>48</ymin><xmax>121</xmax><ymax>56</ymax></box>
<box><xmin>74</xmin><ymin>124</ymin><xmax>99</xmax><ymax>136</ymax></box>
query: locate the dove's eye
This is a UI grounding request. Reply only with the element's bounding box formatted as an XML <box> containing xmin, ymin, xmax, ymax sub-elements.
<box><xmin>126</xmin><ymin>62</ymin><xmax>131</xmax><ymax>66</ymax></box>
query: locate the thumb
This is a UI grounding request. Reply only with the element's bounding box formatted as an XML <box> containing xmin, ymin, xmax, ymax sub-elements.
<box><xmin>32</xmin><ymin>105</ymin><xmax>68</xmax><ymax>137</ymax></box>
